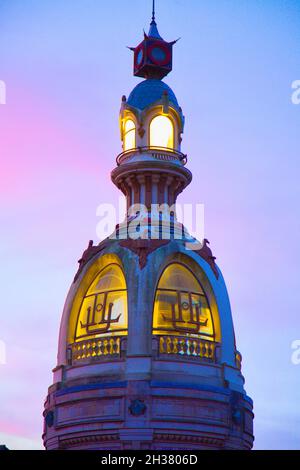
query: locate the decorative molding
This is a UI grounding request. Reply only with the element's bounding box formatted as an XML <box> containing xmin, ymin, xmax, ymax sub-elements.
<box><xmin>138</xmin><ymin>125</ymin><xmax>145</xmax><ymax>138</ymax></box>
<box><xmin>129</xmin><ymin>399</ymin><xmax>147</xmax><ymax>416</ymax></box>
<box><xmin>59</xmin><ymin>432</ymin><xmax>223</xmax><ymax>449</ymax></box>
<box><xmin>154</xmin><ymin>433</ymin><xmax>224</xmax><ymax>447</ymax></box>
<box><xmin>120</xmin><ymin>239</ymin><xmax>170</xmax><ymax>269</ymax></box>
<box><xmin>60</xmin><ymin>433</ymin><xmax>119</xmax><ymax>448</ymax></box>
<box><xmin>73</xmin><ymin>239</ymin><xmax>108</xmax><ymax>283</ymax></box>
<box><xmin>195</xmin><ymin>239</ymin><xmax>219</xmax><ymax>279</ymax></box>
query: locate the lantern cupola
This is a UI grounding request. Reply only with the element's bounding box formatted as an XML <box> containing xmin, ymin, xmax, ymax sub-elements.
<box><xmin>114</xmin><ymin>5</ymin><xmax>188</xmax><ymax>216</ymax></box>
<box><xmin>130</xmin><ymin>1</ymin><xmax>176</xmax><ymax>80</ymax></box>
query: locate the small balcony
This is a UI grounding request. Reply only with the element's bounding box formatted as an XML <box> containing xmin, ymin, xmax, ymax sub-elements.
<box><xmin>155</xmin><ymin>335</ymin><xmax>219</xmax><ymax>362</ymax></box>
<box><xmin>116</xmin><ymin>146</ymin><xmax>187</xmax><ymax>166</ymax></box>
<box><xmin>68</xmin><ymin>336</ymin><xmax>127</xmax><ymax>365</ymax></box>
<box><xmin>67</xmin><ymin>335</ymin><xmax>220</xmax><ymax>366</ymax></box>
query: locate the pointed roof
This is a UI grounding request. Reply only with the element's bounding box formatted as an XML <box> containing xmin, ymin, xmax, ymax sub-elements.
<box><xmin>148</xmin><ymin>20</ymin><xmax>163</xmax><ymax>40</ymax></box>
<box><xmin>148</xmin><ymin>0</ymin><xmax>163</xmax><ymax>40</ymax></box>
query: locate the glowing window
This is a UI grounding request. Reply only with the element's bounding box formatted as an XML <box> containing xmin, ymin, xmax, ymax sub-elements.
<box><xmin>150</xmin><ymin>115</ymin><xmax>174</xmax><ymax>149</ymax></box>
<box><xmin>123</xmin><ymin>119</ymin><xmax>136</xmax><ymax>151</ymax></box>
<box><xmin>153</xmin><ymin>263</ymin><xmax>215</xmax><ymax>339</ymax></box>
<box><xmin>75</xmin><ymin>263</ymin><xmax>127</xmax><ymax>340</ymax></box>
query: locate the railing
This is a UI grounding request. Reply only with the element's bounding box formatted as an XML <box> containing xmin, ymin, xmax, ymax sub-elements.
<box><xmin>157</xmin><ymin>335</ymin><xmax>218</xmax><ymax>362</ymax></box>
<box><xmin>68</xmin><ymin>336</ymin><xmax>126</xmax><ymax>365</ymax></box>
<box><xmin>116</xmin><ymin>146</ymin><xmax>187</xmax><ymax>166</ymax></box>
<box><xmin>68</xmin><ymin>335</ymin><xmax>219</xmax><ymax>365</ymax></box>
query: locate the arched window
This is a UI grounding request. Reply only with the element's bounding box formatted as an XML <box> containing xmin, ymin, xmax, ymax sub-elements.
<box><xmin>75</xmin><ymin>263</ymin><xmax>127</xmax><ymax>341</ymax></box>
<box><xmin>153</xmin><ymin>263</ymin><xmax>215</xmax><ymax>340</ymax></box>
<box><xmin>123</xmin><ymin>119</ymin><xmax>136</xmax><ymax>151</ymax></box>
<box><xmin>150</xmin><ymin>115</ymin><xmax>174</xmax><ymax>149</ymax></box>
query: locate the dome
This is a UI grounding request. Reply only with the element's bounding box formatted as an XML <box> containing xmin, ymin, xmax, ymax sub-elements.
<box><xmin>127</xmin><ymin>79</ymin><xmax>179</xmax><ymax>110</ymax></box>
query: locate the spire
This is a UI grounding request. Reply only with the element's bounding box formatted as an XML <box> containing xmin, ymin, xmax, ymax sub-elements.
<box><xmin>152</xmin><ymin>0</ymin><xmax>155</xmax><ymax>22</ymax></box>
<box><xmin>148</xmin><ymin>0</ymin><xmax>163</xmax><ymax>40</ymax></box>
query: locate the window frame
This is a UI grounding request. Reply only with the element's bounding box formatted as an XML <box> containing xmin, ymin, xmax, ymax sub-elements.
<box><xmin>123</xmin><ymin>118</ymin><xmax>136</xmax><ymax>151</ymax></box>
<box><xmin>149</xmin><ymin>114</ymin><xmax>175</xmax><ymax>150</ymax></box>
<box><xmin>152</xmin><ymin>261</ymin><xmax>216</xmax><ymax>340</ymax></box>
<box><xmin>74</xmin><ymin>262</ymin><xmax>128</xmax><ymax>341</ymax></box>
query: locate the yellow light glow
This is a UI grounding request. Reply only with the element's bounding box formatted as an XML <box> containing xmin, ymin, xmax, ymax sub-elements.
<box><xmin>123</xmin><ymin>119</ymin><xmax>136</xmax><ymax>151</ymax></box>
<box><xmin>150</xmin><ymin>115</ymin><xmax>174</xmax><ymax>149</ymax></box>
<box><xmin>75</xmin><ymin>263</ymin><xmax>128</xmax><ymax>341</ymax></box>
<box><xmin>153</xmin><ymin>263</ymin><xmax>215</xmax><ymax>340</ymax></box>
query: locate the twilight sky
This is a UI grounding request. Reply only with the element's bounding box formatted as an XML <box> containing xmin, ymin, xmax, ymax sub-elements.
<box><xmin>0</xmin><ymin>0</ymin><xmax>300</xmax><ymax>449</ymax></box>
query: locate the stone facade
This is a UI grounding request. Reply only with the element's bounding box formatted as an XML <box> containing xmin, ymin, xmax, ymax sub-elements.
<box><xmin>43</xmin><ymin>239</ymin><xmax>254</xmax><ymax>450</ymax></box>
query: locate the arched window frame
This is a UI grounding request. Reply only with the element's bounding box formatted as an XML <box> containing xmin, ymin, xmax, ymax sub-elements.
<box><xmin>152</xmin><ymin>261</ymin><xmax>216</xmax><ymax>341</ymax></box>
<box><xmin>74</xmin><ymin>262</ymin><xmax>128</xmax><ymax>341</ymax></box>
<box><xmin>123</xmin><ymin>118</ymin><xmax>136</xmax><ymax>151</ymax></box>
<box><xmin>149</xmin><ymin>114</ymin><xmax>175</xmax><ymax>150</ymax></box>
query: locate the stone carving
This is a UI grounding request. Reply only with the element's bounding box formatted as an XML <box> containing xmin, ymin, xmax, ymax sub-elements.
<box><xmin>138</xmin><ymin>125</ymin><xmax>145</xmax><ymax>138</ymax></box>
<box><xmin>73</xmin><ymin>239</ymin><xmax>108</xmax><ymax>283</ymax></box>
<box><xmin>60</xmin><ymin>433</ymin><xmax>119</xmax><ymax>448</ymax></box>
<box><xmin>120</xmin><ymin>239</ymin><xmax>170</xmax><ymax>269</ymax></box>
<box><xmin>196</xmin><ymin>239</ymin><xmax>219</xmax><ymax>279</ymax></box>
<box><xmin>129</xmin><ymin>399</ymin><xmax>147</xmax><ymax>416</ymax></box>
<box><xmin>154</xmin><ymin>433</ymin><xmax>223</xmax><ymax>447</ymax></box>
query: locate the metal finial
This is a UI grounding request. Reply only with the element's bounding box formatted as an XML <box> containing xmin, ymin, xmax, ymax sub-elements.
<box><xmin>152</xmin><ymin>0</ymin><xmax>156</xmax><ymax>23</ymax></box>
<box><xmin>148</xmin><ymin>0</ymin><xmax>163</xmax><ymax>40</ymax></box>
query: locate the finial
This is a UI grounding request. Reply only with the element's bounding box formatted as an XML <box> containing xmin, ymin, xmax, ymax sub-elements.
<box><xmin>152</xmin><ymin>0</ymin><xmax>156</xmax><ymax>24</ymax></box>
<box><xmin>148</xmin><ymin>0</ymin><xmax>163</xmax><ymax>39</ymax></box>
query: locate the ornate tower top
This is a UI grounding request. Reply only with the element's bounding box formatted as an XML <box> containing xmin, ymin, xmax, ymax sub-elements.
<box><xmin>114</xmin><ymin>3</ymin><xmax>188</xmax><ymax>222</ymax></box>
<box><xmin>43</xmin><ymin>2</ymin><xmax>254</xmax><ymax>451</ymax></box>
<box><xmin>130</xmin><ymin>0</ymin><xmax>177</xmax><ymax>79</ymax></box>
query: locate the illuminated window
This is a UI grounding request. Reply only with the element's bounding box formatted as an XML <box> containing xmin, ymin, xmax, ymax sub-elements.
<box><xmin>153</xmin><ymin>263</ymin><xmax>215</xmax><ymax>339</ymax></box>
<box><xmin>150</xmin><ymin>115</ymin><xmax>174</xmax><ymax>149</ymax></box>
<box><xmin>75</xmin><ymin>263</ymin><xmax>127</xmax><ymax>340</ymax></box>
<box><xmin>123</xmin><ymin>119</ymin><xmax>136</xmax><ymax>151</ymax></box>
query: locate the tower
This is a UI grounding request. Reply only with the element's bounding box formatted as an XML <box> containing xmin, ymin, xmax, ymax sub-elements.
<box><xmin>43</xmin><ymin>6</ymin><xmax>254</xmax><ymax>450</ymax></box>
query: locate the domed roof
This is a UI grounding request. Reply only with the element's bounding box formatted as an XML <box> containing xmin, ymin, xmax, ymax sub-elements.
<box><xmin>127</xmin><ymin>79</ymin><xmax>179</xmax><ymax>110</ymax></box>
